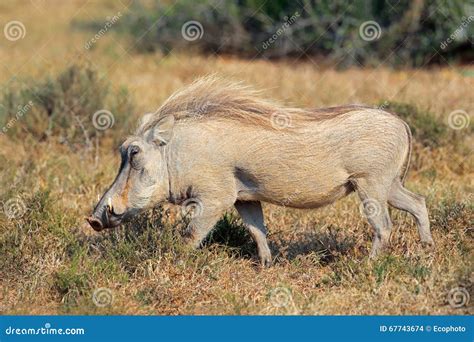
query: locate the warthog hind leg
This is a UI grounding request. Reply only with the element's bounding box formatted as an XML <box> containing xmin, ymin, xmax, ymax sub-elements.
<box><xmin>235</xmin><ymin>201</ymin><xmax>272</xmax><ymax>267</ymax></box>
<box><xmin>388</xmin><ymin>180</ymin><xmax>434</xmax><ymax>246</ymax></box>
<box><xmin>351</xmin><ymin>178</ymin><xmax>392</xmax><ymax>258</ymax></box>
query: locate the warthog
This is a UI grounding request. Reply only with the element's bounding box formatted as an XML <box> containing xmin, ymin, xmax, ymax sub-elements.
<box><xmin>87</xmin><ymin>77</ymin><xmax>434</xmax><ymax>266</ymax></box>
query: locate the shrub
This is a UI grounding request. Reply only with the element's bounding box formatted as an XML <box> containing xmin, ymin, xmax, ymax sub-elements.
<box><xmin>0</xmin><ymin>63</ymin><xmax>134</xmax><ymax>149</ymax></box>
<box><xmin>432</xmin><ymin>197</ymin><xmax>471</xmax><ymax>233</ymax></box>
<box><xmin>379</xmin><ymin>101</ymin><xmax>447</xmax><ymax>147</ymax></box>
<box><xmin>113</xmin><ymin>0</ymin><xmax>472</xmax><ymax>66</ymax></box>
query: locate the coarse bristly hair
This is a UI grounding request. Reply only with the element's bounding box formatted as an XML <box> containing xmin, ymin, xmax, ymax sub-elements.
<box><xmin>136</xmin><ymin>75</ymin><xmax>369</xmax><ymax>134</ymax></box>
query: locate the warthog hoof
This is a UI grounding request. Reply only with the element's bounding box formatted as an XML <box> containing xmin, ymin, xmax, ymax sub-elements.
<box><xmin>259</xmin><ymin>250</ymin><xmax>272</xmax><ymax>268</ymax></box>
<box><xmin>421</xmin><ymin>238</ymin><xmax>435</xmax><ymax>249</ymax></box>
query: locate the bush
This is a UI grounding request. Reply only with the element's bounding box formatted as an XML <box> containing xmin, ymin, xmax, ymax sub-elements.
<box><xmin>114</xmin><ymin>0</ymin><xmax>472</xmax><ymax>66</ymax></box>
<box><xmin>380</xmin><ymin>101</ymin><xmax>447</xmax><ymax>147</ymax></box>
<box><xmin>0</xmin><ymin>63</ymin><xmax>134</xmax><ymax>149</ymax></box>
<box><xmin>432</xmin><ymin>197</ymin><xmax>472</xmax><ymax>233</ymax></box>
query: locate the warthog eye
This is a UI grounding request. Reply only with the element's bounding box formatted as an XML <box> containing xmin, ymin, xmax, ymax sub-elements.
<box><xmin>130</xmin><ymin>145</ymin><xmax>141</xmax><ymax>156</ymax></box>
<box><xmin>129</xmin><ymin>145</ymin><xmax>142</xmax><ymax>169</ymax></box>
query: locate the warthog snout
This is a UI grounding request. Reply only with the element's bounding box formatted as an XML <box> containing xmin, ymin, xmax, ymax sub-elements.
<box><xmin>86</xmin><ymin>201</ymin><xmax>125</xmax><ymax>231</ymax></box>
<box><xmin>86</xmin><ymin>216</ymin><xmax>103</xmax><ymax>231</ymax></box>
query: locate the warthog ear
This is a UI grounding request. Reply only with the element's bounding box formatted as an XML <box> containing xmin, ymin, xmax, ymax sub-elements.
<box><xmin>138</xmin><ymin>112</ymin><xmax>154</xmax><ymax>128</ymax></box>
<box><xmin>146</xmin><ymin>115</ymin><xmax>175</xmax><ymax>146</ymax></box>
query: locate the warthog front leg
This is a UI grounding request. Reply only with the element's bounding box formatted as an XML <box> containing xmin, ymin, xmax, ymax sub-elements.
<box><xmin>235</xmin><ymin>201</ymin><xmax>272</xmax><ymax>267</ymax></box>
<box><xmin>182</xmin><ymin>197</ymin><xmax>234</xmax><ymax>249</ymax></box>
<box><xmin>183</xmin><ymin>213</ymin><xmax>223</xmax><ymax>249</ymax></box>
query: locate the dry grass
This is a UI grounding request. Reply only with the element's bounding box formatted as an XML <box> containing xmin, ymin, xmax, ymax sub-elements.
<box><xmin>0</xmin><ymin>1</ymin><xmax>472</xmax><ymax>315</ymax></box>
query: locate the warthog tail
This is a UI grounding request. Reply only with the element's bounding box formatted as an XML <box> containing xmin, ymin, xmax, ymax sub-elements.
<box><xmin>400</xmin><ymin>120</ymin><xmax>413</xmax><ymax>185</ymax></box>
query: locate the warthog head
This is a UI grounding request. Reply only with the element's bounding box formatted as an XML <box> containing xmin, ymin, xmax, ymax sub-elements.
<box><xmin>86</xmin><ymin>115</ymin><xmax>174</xmax><ymax>231</ymax></box>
